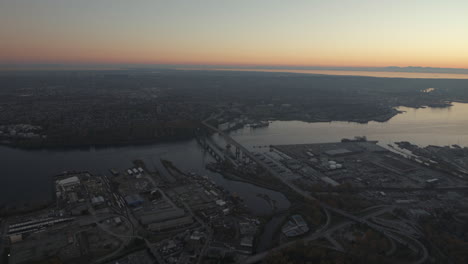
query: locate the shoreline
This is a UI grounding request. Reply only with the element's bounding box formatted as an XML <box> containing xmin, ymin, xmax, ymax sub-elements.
<box><xmin>2</xmin><ymin>101</ymin><xmax>461</xmax><ymax>151</ymax></box>
<box><xmin>0</xmin><ymin>134</ymin><xmax>196</xmax><ymax>151</ymax></box>
<box><xmin>0</xmin><ymin>114</ymin><xmax>401</xmax><ymax>150</ymax></box>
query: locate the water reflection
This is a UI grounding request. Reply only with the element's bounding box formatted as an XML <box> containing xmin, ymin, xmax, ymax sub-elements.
<box><xmin>3</xmin><ymin>102</ymin><xmax>468</xmax><ymax>205</ymax></box>
<box><xmin>231</xmin><ymin>102</ymin><xmax>468</xmax><ymax>148</ymax></box>
<box><xmin>0</xmin><ymin>139</ymin><xmax>290</xmax><ymax>213</ymax></box>
<box><xmin>209</xmin><ymin>68</ymin><xmax>468</xmax><ymax>79</ymax></box>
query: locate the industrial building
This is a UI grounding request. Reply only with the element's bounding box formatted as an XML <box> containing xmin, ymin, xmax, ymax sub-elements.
<box><xmin>147</xmin><ymin>215</ymin><xmax>194</xmax><ymax>231</ymax></box>
<box><xmin>125</xmin><ymin>194</ymin><xmax>144</xmax><ymax>207</ymax></box>
<box><xmin>56</xmin><ymin>176</ymin><xmax>80</xmax><ymax>190</ymax></box>
<box><xmin>138</xmin><ymin>208</ymin><xmax>186</xmax><ymax>225</ymax></box>
<box><xmin>282</xmin><ymin>215</ymin><xmax>309</xmax><ymax>237</ymax></box>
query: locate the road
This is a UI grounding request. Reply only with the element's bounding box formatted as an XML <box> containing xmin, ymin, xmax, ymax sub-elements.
<box><xmin>201</xmin><ymin>120</ymin><xmax>429</xmax><ymax>264</ymax></box>
<box><xmin>202</xmin><ymin>121</ymin><xmax>279</xmax><ymax>171</ymax></box>
<box><xmin>87</xmin><ymin>207</ymin><xmax>136</xmax><ymax>263</ymax></box>
<box><xmin>245</xmin><ymin>206</ymin><xmax>394</xmax><ymax>264</ymax></box>
<box><xmin>180</xmin><ymin>200</ymin><xmax>212</xmax><ymax>264</ymax></box>
<box><xmin>0</xmin><ymin>218</ymin><xmax>7</xmax><ymax>262</ymax></box>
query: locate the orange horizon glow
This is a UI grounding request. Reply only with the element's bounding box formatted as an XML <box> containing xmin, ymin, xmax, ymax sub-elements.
<box><xmin>3</xmin><ymin>46</ymin><xmax>468</xmax><ymax>70</ymax></box>
<box><xmin>2</xmin><ymin>45</ymin><xmax>468</xmax><ymax>69</ymax></box>
<box><xmin>1</xmin><ymin>0</ymin><xmax>468</xmax><ymax>69</ymax></box>
<box><xmin>3</xmin><ymin>54</ymin><xmax>468</xmax><ymax>69</ymax></box>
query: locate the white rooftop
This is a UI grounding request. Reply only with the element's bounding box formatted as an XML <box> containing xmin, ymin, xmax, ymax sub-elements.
<box><xmin>57</xmin><ymin>176</ymin><xmax>80</xmax><ymax>186</ymax></box>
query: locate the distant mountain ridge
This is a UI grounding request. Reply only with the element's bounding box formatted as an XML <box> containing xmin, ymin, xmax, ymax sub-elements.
<box><xmin>163</xmin><ymin>65</ymin><xmax>468</xmax><ymax>74</ymax></box>
<box><xmin>1</xmin><ymin>63</ymin><xmax>468</xmax><ymax>74</ymax></box>
<box><xmin>191</xmin><ymin>65</ymin><xmax>468</xmax><ymax>74</ymax></box>
<box><xmin>381</xmin><ymin>66</ymin><xmax>468</xmax><ymax>74</ymax></box>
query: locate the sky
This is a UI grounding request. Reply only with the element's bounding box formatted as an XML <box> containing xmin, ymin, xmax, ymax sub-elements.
<box><xmin>1</xmin><ymin>0</ymin><xmax>468</xmax><ymax>68</ymax></box>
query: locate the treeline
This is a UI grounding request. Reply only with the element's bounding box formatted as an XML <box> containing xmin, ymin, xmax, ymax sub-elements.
<box><xmin>421</xmin><ymin>213</ymin><xmax>468</xmax><ymax>263</ymax></box>
<box><xmin>11</xmin><ymin>120</ymin><xmax>199</xmax><ymax>148</ymax></box>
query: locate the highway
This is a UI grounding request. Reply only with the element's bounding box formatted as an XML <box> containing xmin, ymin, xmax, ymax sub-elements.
<box><xmin>201</xmin><ymin>119</ymin><xmax>428</xmax><ymax>264</ymax></box>
<box><xmin>245</xmin><ymin>206</ymin><xmax>395</xmax><ymax>264</ymax></box>
<box><xmin>202</xmin><ymin>121</ymin><xmax>277</xmax><ymax>170</ymax></box>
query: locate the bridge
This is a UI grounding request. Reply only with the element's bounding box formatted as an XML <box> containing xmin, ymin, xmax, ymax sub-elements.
<box><xmin>200</xmin><ymin>120</ymin><xmax>268</xmax><ymax>167</ymax></box>
<box><xmin>200</xmin><ymin>119</ymin><xmax>429</xmax><ymax>264</ymax></box>
<box><xmin>200</xmin><ymin>120</ymin><xmax>320</xmax><ymax>199</ymax></box>
<box><xmin>196</xmin><ymin>135</ymin><xmax>226</xmax><ymax>162</ymax></box>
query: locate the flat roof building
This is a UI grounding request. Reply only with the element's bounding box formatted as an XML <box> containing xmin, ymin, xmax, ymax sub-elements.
<box><xmin>282</xmin><ymin>214</ymin><xmax>309</xmax><ymax>237</ymax></box>
<box><xmin>324</xmin><ymin>148</ymin><xmax>354</xmax><ymax>156</ymax></box>
<box><xmin>147</xmin><ymin>215</ymin><xmax>193</xmax><ymax>231</ymax></box>
<box><xmin>57</xmin><ymin>176</ymin><xmax>80</xmax><ymax>188</ymax></box>
<box><xmin>139</xmin><ymin>208</ymin><xmax>185</xmax><ymax>225</ymax></box>
<box><xmin>125</xmin><ymin>194</ymin><xmax>144</xmax><ymax>207</ymax></box>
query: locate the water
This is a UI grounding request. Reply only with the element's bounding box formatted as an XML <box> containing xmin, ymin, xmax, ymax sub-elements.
<box><xmin>199</xmin><ymin>68</ymin><xmax>468</xmax><ymax>79</ymax></box>
<box><xmin>2</xmin><ymin>102</ymin><xmax>468</xmax><ymax>207</ymax></box>
<box><xmin>0</xmin><ymin>139</ymin><xmax>290</xmax><ymax>214</ymax></box>
<box><xmin>231</xmin><ymin>102</ymin><xmax>468</xmax><ymax>148</ymax></box>
<box><xmin>257</xmin><ymin>213</ymin><xmax>288</xmax><ymax>252</ymax></box>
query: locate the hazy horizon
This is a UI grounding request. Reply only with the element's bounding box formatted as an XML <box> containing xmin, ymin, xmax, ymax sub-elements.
<box><xmin>1</xmin><ymin>63</ymin><xmax>468</xmax><ymax>70</ymax></box>
<box><xmin>1</xmin><ymin>0</ymin><xmax>468</xmax><ymax>68</ymax></box>
<box><xmin>2</xmin><ymin>63</ymin><xmax>468</xmax><ymax>78</ymax></box>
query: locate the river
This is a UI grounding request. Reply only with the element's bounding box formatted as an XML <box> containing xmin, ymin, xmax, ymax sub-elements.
<box><xmin>2</xmin><ymin>102</ymin><xmax>468</xmax><ymax>210</ymax></box>
<box><xmin>0</xmin><ymin>139</ymin><xmax>290</xmax><ymax>214</ymax></box>
<box><xmin>232</xmin><ymin>102</ymin><xmax>468</xmax><ymax>148</ymax></box>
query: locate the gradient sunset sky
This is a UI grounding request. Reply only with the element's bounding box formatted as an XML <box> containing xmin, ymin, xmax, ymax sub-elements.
<box><xmin>1</xmin><ymin>0</ymin><xmax>467</xmax><ymax>68</ymax></box>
